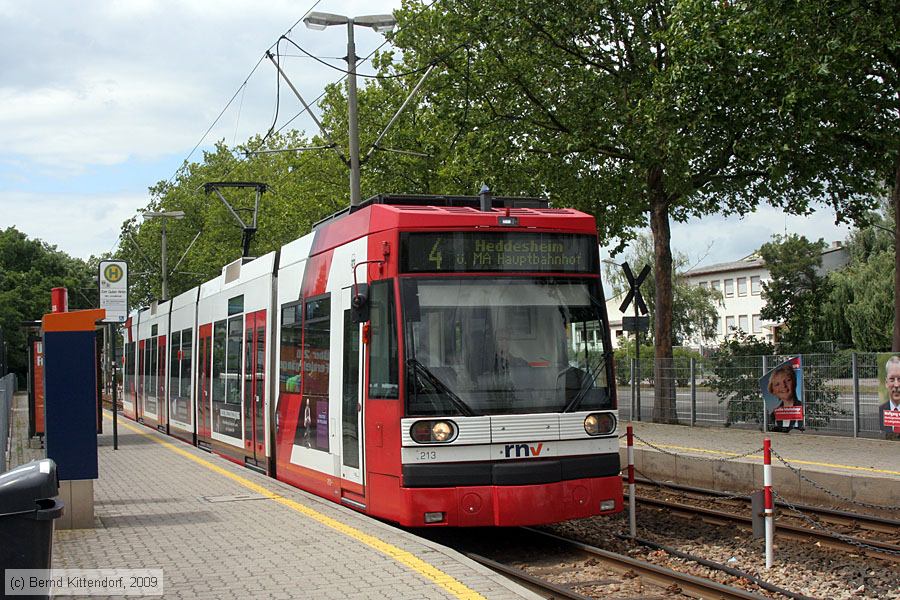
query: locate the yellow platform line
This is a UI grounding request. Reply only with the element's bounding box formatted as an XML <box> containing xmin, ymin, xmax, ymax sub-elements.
<box><xmin>631</xmin><ymin>440</ymin><xmax>900</xmax><ymax>476</ymax></box>
<box><xmin>105</xmin><ymin>415</ymin><xmax>486</xmax><ymax>600</ymax></box>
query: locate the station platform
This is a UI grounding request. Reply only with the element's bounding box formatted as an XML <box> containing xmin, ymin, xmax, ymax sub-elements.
<box><xmin>622</xmin><ymin>420</ymin><xmax>900</xmax><ymax>514</ymax></box>
<box><xmin>6</xmin><ymin>394</ymin><xmax>537</xmax><ymax>600</ymax></box>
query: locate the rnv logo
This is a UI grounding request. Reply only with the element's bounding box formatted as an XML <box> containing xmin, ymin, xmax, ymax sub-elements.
<box><xmin>504</xmin><ymin>443</ymin><xmax>544</xmax><ymax>458</ymax></box>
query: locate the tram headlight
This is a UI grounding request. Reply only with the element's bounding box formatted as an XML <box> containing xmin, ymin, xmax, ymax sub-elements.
<box><xmin>410</xmin><ymin>420</ymin><xmax>458</xmax><ymax>444</ymax></box>
<box><xmin>584</xmin><ymin>413</ymin><xmax>616</xmax><ymax>436</ymax></box>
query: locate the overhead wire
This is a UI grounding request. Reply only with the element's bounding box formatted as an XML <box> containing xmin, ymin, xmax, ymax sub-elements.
<box><xmin>169</xmin><ymin>0</ymin><xmax>452</xmax><ymax>199</ymax></box>
<box><xmin>162</xmin><ymin>0</ymin><xmax>326</xmax><ymax>186</ymax></box>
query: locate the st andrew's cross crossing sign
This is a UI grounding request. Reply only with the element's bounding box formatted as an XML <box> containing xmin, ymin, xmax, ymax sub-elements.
<box><xmin>619</xmin><ymin>263</ymin><xmax>650</xmax><ymax>316</ymax></box>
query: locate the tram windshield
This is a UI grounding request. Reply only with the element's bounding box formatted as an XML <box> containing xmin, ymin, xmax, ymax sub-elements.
<box><xmin>402</xmin><ymin>277</ymin><xmax>612</xmax><ymax>416</ymax></box>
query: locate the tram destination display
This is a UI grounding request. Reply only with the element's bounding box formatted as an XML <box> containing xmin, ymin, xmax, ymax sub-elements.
<box><xmin>400</xmin><ymin>232</ymin><xmax>597</xmax><ymax>273</ymax></box>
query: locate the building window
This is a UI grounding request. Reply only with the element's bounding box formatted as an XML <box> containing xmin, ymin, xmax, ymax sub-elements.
<box><xmin>752</xmin><ymin>314</ymin><xmax>762</xmax><ymax>334</ymax></box>
<box><xmin>715</xmin><ymin>317</ymin><xmax>722</xmax><ymax>335</ymax></box>
<box><xmin>724</xmin><ymin>279</ymin><xmax>734</xmax><ymax>297</ymax></box>
<box><xmin>739</xmin><ymin>315</ymin><xmax>749</xmax><ymax>332</ymax></box>
<box><xmin>726</xmin><ymin>316</ymin><xmax>736</xmax><ymax>332</ymax></box>
<box><xmin>711</xmin><ymin>280</ymin><xmax>721</xmax><ymax>292</ymax></box>
<box><xmin>737</xmin><ymin>277</ymin><xmax>747</xmax><ymax>296</ymax></box>
<box><xmin>698</xmin><ymin>281</ymin><xmax>708</xmax><ymax>289</ymax></box>
<box><xmin>751</xmin><ymin>276</ymin><xmax>761</xmax><ymax>295</ymax></box>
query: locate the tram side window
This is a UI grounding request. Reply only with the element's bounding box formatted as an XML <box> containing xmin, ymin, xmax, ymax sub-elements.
<box><xmin>369</xmin><ymin>280</ymin><xmax>398</xmax><ymax>399</ymax></box>
<box><xmin>169</xmin><ymin>330</ymin><xmax>181</xmax><ymax>397</ymax></box>
<box><xmin>226</xmin><ymin>315</ymin><xmax>243</xmax><ymax>405</ymax></box>
<box><xmin>149</xmin><ymin>337</ymin><xmax>158</xmax><ymax>397</ymax></box>
<box><xmin>125</xmin><ymin>342</ymin><xmax>134</xmax><ymax>396</ymax></box>
<box><xmin>295</xmin><ymin>295</ymin><xmax>330</xmax><ymax>451</ymax></box>
<box><xmin>280</xmin><ymin>302</ymin><xmax>302</xmax><ymax>394</ymax></box>
<box><xmin>180</xmin><ymin>329</ymin><xmax>192</xmax><ymax>399</ymax></box>
<box><xmin>212</xmin><ymin>320</ymin><xmax>227</xmax><ymax>429</ymax></box>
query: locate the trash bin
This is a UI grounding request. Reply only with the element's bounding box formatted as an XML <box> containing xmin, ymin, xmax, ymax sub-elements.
<box><xmin>0</xmin><ymin>459</ymin><xmax>65</xmax><ymax>572</ymax></box>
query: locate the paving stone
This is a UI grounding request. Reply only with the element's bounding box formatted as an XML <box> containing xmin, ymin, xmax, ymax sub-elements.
<box><xmin>9</xmin><ymin>407</ymin><xmax>541</xmax><ymax>600</ymax></box>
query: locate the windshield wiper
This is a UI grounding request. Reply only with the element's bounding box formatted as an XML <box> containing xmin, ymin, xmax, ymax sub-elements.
<box><xmin>406</xmin><ymin>358</ymin><xmax>476</xmax><ymax>417</ymax></box>
<box><xmin>563</xmin><ymin>359</ymin><xmax>607</xmax><ymax>413</ymax></box>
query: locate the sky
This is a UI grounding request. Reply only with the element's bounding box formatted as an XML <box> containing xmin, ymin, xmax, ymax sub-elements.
<box><xmin>0</xmin><ymin>0</ymin><xmax>854</xmax><ymax>267</ymax></box>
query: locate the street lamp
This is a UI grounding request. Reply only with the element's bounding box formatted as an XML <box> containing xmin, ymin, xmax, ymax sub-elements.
<box><xmin>142</xmin><ymin>211</ymin><xmax>185</xmax><ymax>301</ymax></box>
<box><xmin>304</xmin><ymin>11</ymin><xmax>397</xmax><ymax>207</ymax></box>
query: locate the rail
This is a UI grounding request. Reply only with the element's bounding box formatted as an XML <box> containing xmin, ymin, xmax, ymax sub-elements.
<box><xmin>630</xmin><ymin>492</ymin><xmax>900</xmax><ymax>562</ymax></box>
<box><xmin>521</xmin><ymin>528</ymin><xmax>770</xmax><ymax>600</ymax></box>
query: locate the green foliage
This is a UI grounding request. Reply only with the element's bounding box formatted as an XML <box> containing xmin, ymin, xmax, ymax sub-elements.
<box><xmin>709</xmin><ymin>331</ymin><xmax>774</xmax><ymax>426</ymax></box>
<box><xmin>707</xmin><ymin>331</ymin><xmax>841</xmax><ymax>429</ymax></box>
<box><xmin>613</xmin><ymin>338</ymin><xmax>655</xmax><ymax>385</ymax></box>
<box><xmin>820</xmin><ymin>205</ymin><xmax>895</xmax><ymax>352</ymax></box>
<box><xmin>606</xmin><ymin>233</ymin><xmax>721</xmax><ymax>346</ymax></box>
<box><xmin>801</xmin><ymin>365</ymin><xmax>842</xmax><ymax>430</ymax></box>
<box><xmin>118</xmin><ymin>132</ymin><xmax>353</xmax><ymax>305</ymax></box>
<box><xmin>0</xmin><ymin>227</ymin><xmax>94</xmax><ymax>381</ymax></box>
<box><xmin>758</xmin><ymin>235</ymin><xmax>830</xmax><ymax>353</ymax></box>
<box><xmin>388</xmin><ymin>0</ymin><xmax>883</xmax><ymax>422</ymax></box>
<box><xmin>613</xmin><ymin>339</ymin><xmax>701</xmax><ymax>387</ymax></box>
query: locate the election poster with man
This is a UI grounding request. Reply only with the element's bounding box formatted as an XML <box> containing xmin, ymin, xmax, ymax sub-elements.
<box><xmin>877</xmin><ymin>353</ymin><xmax>900</xmax><ymax>437</ymax></box>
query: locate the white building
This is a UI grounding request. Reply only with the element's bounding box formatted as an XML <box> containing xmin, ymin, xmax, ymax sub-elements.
<box><xmin>602</xmin><ymin>243</ymin><xmax>849</xmax><ymax>350</ymax></box>
<box><xmin>685</xmin><ymin>255</ymin><xmax>771</xmax><ymax>345</ymax></box>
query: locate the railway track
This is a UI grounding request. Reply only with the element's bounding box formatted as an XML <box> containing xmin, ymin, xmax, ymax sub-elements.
<box><xmin>633</xmin><ymin>478</ymin><xmax>900</xmax><ymax>534</ymax></box>
<box><xmin>631</xmin><ymin>482</ymin><xmax>900</xmax><ymax>562</ymax></box>
<box><xmin>457</xmin><ymin>528</ymin><xmax>773</xmax><ymax>600</ymax></box>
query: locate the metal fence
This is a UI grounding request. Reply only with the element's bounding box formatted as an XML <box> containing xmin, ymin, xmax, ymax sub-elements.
<box><xmin>1</xmin><ymin>372</ymin><xmax>16</xmax><ymax>471</ymax></box>
<box><xmin>614</xmin><ymin>353</ymin><xmax>891</xmax><ymax>439</ymax></box>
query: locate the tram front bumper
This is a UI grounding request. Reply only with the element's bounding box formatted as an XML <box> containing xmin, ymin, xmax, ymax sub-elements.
<box><xmin>397</xmin><ymin>474</ymin><xmax>623</xmax><ymax>527</ymax></box>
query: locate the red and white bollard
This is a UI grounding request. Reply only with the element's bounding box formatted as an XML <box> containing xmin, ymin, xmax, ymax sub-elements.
<box><xmin>763</xmin><ymin>437</ymin><xmax>774</xmax><ymax>568</ymax></box>
<box><xmin>627</xmin><ymin>424</ymin><xmax>636</xmax><ymax>538</ymax></box>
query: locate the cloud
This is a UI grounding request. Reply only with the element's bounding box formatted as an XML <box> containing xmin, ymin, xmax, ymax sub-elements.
<box><xmin>0</xmin><ymin>0</ymin><xmax>403</xmax><ymax>173</ymax></box>
<box><xmin>0</xmin><ymin>190</ymin><xmax>144</xmax><ymax>259</ymax></box>
<box><xmin>602</xmin><ymin>205</ymin><xmax>854</xmax><ymax>270</ymax></box>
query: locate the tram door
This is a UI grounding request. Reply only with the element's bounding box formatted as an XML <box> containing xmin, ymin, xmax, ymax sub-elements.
<box><xmin>340</xmin><ymin>287</ymin><xmax>364</xmax><ymax>486</ymax></box>
<box><xmin>157</xmin><ymin>335</ymin><xmax>167</xmax><ymax>431</ymax></box>
<box><xmin>243</xmin><ymin>310</ymin><xmax>266</xmax><ymax>465</ymax></box>
<box><xmin>137</xmin><ymin>339</ymin><xmax>145</xmax><ymax>422</ymax></box>
<box><xmin>197</xmin><ymin>324</ymin><xmax>212</xmax><ymax>440</ymax></box>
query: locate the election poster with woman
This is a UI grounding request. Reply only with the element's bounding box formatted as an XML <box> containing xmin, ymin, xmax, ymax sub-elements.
<box><xmin>760</xmin><ymin>357</ymin><xmax>805</xmax><ymax>432</ymax></box>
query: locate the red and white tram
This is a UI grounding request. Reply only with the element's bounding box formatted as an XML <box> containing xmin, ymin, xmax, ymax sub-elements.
<box><xmin>123</xmin><ymin>194</ymin><xmax>622</xmax><ymax>526</ymax></box>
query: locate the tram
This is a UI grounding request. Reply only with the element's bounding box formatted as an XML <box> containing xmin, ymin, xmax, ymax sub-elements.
<box><xmin>121</xmin><ymin>194</ymin><xmax>622</xmax><ymax>526</ymax></box>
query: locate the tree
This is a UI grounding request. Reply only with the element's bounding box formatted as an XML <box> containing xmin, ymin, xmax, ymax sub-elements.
<box><xmin>389</xmin><ymin>0</ymin><xmax>874</xmax><ymax>422</ymax></box>
<box><xmin>118</xmin><ymin>131</ymin><xmax>353</xmax><ymax>306</ymax></box>
<box><xmin>605</xmin><ymin>233</ymin><xmax>721</xmax><ymax>347</ymax></box>
<box><xmin>820</xmin><ymin>205</ymin><xmax>895</xmax><ymax>351</ymax></box>
<box><xmin>726</xmin><ymin>1</ymin><xmax>899</xmax><ymax>349</ymax></box>
<box><xmin>0</xmin><ymin>227</ymin><xmax>94</xmax><ymax>382</ymax></box>
<box><xmin>709</xmin><ymin>331</ymin><xmax>774</xmax><ymax>427</ymax></box>
<box><xmin>758</xmin><ymin>235</ymin><xmax>830</xmax><ymax>352</ymax></box>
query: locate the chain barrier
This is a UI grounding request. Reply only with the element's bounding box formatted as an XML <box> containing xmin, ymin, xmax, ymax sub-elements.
<box><xmin>632</xmin><ymin>432</ymin><xmax>763</xmax><ymax>463</ymax></box>
<box><xmin>633</xmin><ymin>467</ymin><xmax>755</xmax><ymax>504</ymax></box>
<box><xmin>770</xmin><ymin>448</ymin><xmax>900</xmax><ymax>512</ymax></box>
<box><xmin>772</xmin><ymin>491</ymin><xmax>900</xmax><ymax>557</ymax></box>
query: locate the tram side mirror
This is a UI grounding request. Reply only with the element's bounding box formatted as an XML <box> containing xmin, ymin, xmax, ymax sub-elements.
<box><xmin>351</xmin><ymin>283</ymin><xmax>369</xmax><ymax>323</ymax></box>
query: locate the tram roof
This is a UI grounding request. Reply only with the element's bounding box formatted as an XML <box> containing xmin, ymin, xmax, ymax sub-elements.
<box><xmin>313</xmin><ymin>194</ymin><xmax>551</xmax><ymax>229</ymax></box>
